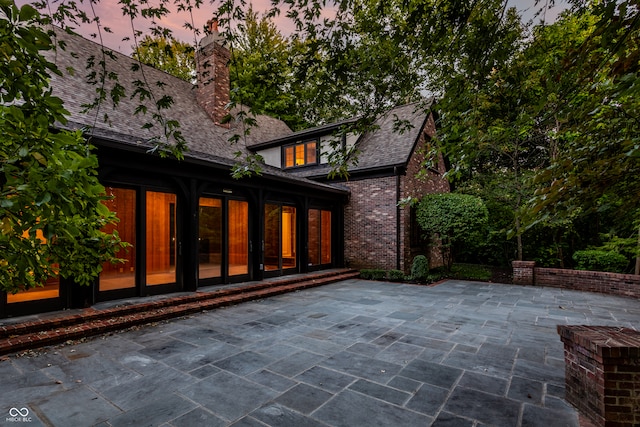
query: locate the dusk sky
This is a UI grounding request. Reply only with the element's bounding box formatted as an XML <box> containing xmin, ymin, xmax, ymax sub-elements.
<box><xmin>18</xmin><ymin>0</ymin><xmax>568</xmax><ymax>54</ymax></box>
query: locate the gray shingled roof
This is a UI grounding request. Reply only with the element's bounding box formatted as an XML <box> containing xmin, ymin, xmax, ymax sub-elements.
<box><xmin>46</xmin><ymin>28</ymin><xmax>292</xmax><ymax>161</ymax></box>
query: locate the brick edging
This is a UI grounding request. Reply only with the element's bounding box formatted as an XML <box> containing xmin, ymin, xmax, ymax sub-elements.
<box><xmin>0</xmin><ymin>271</ymin><xmax>359</xmax><ymax>356</ymax></box>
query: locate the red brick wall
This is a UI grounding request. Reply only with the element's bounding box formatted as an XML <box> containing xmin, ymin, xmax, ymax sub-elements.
<box><xmin>344</xmin><ymin>114</ymin><xmax>450</xmax><ymax>272</ymax></box>
<box><xmin>343</xmin><ymin>176</ymin><xmax>398</xmax><ymax>270</ymax></box>
<box><xmin>399</xmin><ymin>115</ymin><xmax>450</xmax><ymax>272</ymax></box>
<box><xmin>558</xmin><ymin>325</ymin><xmax>640</xmax><ymax>427</ymax></box>
<box><xmin>511</xmin><ymin>261</ymin><xmax>640</xmax><ymax>299</ymax></box>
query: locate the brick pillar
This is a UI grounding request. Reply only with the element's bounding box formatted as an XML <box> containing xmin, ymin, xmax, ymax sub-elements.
<box><xmin>512</xmin><ymin>260</ymin><xmax>535</xmax><ymax>286</ymax></box>
<box><xmin>558</xmin><ymin>325</ymin><xmax>640</xmax><ymax>427</ymax></box>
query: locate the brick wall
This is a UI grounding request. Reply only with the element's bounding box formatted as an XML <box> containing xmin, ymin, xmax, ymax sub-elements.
<box><xmin>195</xmin><ymin>24</ymin><xmax>230</xmax><ymax>127</ymax></box>
<box><xmin>558</xmin><ymin>325</ymin><xmax>640</xmax><ymax>427</ymax></box>
<box><xmin>511</xmin><ymin>261</ymin><xmax>640</xmax><ymax>299</ymax></box>
<box><xmin>399</xmin><ymin>115</ymin><xmax>449</xmax><ymax>272</ymax></box>
<box><xmin>343</xmin><ymin>176</ymin><xmax>398</xmax><ymax>270</ymax></box>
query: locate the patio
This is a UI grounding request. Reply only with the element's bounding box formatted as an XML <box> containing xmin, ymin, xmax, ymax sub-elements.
<box><xmin>1</xmin><ymin>279</ymin><xmax>638</xmax><ymax>426</ymax></box>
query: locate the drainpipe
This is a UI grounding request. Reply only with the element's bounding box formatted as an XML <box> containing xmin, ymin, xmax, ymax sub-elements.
<box><xmin>395</xmin><ymin>166</ymin><xmax>401</xmax><ymax>271</ymax></box>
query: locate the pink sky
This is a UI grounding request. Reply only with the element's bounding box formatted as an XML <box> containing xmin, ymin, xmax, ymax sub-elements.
<box><xmin>16</xmin><ymin>0</ymin><xmax>567</xmax><ymax>54</ymax></box>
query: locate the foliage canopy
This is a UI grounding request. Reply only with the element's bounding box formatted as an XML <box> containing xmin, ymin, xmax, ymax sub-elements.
<box><xmin>0</xmin><ymin>1</ymin><xmax>125</xmax><ymax>293</ymax></box>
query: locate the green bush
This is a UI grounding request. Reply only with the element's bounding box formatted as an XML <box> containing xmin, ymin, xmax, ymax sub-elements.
<box><xmin>360</xmin><ymin>269</ymin><xmax>387</xmax><ymax>280</ymax></box>
<box><xmin>410</xmin><ymin>255</ymin><xmax>429</xmax><ymax>281</ymax></box>
<box><xmin>387</xmin><ymin>269</ymin><xmax>405</xmax><ymax>282</ymax></box>
<box><xmin>573</xmin><ymin>250</ymin><xmax>628</xmax><ymax>273</ymax></box>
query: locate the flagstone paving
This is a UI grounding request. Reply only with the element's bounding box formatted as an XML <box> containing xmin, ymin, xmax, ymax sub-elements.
<box><xmin>1</xmin><ymin>279</ymin><xmax>638</xmax><ymax>426</ymax></box>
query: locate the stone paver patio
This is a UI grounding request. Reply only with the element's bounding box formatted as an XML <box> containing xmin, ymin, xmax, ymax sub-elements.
<box><xmin>1</xmin><ymin>279</ymin><xmax>638</xmax><ymax>427</ymax></box>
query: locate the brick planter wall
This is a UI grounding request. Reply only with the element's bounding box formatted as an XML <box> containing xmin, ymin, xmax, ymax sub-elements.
<box><xmin>512</xmin><ymin>261</ymin><xmax>536</xmax><ymax>286</ymax></box>
<box><xmin>511</xmin><ymin>261</ymin><xmax>640</xmax><ymax>300</ymax></box>
<box><xmin>557</xmin><ymin>325</ymin><xmax>640</xmax><ymax>427</ymax></box>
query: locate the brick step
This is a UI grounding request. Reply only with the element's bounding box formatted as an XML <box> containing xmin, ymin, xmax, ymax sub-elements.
<box><xmin>0</xmin><ymin>270</ymin><xmax>359</xmax><ymax>356</ymax></box>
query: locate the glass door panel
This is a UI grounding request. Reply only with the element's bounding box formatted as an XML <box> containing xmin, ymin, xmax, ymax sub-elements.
<box><xmin>308</xmin><ymin>209</ymin><xmax>320</xmax><ymax>265</ymax></box>
<box><xmin>321</xmin><ymin>210</ymin><xmax>332</xmax><ymax>264</ymax></box>
<box><xmin>146</xmin><ymin>191</ymin><xmax>177</xmax><ymax>285</ymax></box>
<box><xmin>282</xmin><ymin>206</ymin><xmax>296</xmax><ymax>269</ymax></box>
<box><xmin>7</xmin><ymin>276</ymin><xmax>60</xmax><ymax>303</ymax></box>
<box><xmin>199</xmin><ymin>197</ymin><xmax>222</xmax><ymax>279</ymax></box>
<box><xmin>8</xmin><ymin>229</ymin><xmax>60</xmax><ymax>302</ymax></box>
<box><xmin>100</xmin><ymin>187</ymin><xmax>137</xmax><ymax>291</ymax></box>
<box><xmin>228</xmin><ymin>200</ymin><xmax>249</xmax><ymax>276</ymax></box>
<box><xmin>265</xmin><ymin>204</ymin><xmax>297</xmax><ymax>272</ymax></box>
<box><xmin>308</xmin><ymin>209</ymin><xmax>331</xmax><ymax>266</ymax></box>
<box><xmin>264</xmin><ymin>204</ymin><xmax>280</xmax><ymax>271</ymax></box>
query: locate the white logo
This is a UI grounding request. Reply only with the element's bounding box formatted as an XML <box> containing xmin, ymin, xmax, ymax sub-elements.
<box><xmin>6</xmin><ymin>407</ymin><xmax>32</xmax><ymax>423</ymax></box>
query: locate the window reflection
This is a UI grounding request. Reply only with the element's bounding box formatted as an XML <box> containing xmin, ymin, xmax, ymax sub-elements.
<box><xmin>308</xmin><ymin>209</ymin><xmax>331</xmax><ymax>266</ymax></box>
<box><xmin>265</xmin><ymin>204</ymin><xmax>297</xmax><ymax>271</ymax></box>
<box><xmin>199</xmin><ymin>197</ymin><xmax>222</xmax><ymax>279</ymax></box>
<box><xmin>228</xmin><ymin>200</ymin><xmax>249</xmax><ymax>276</ymax></box>
<box><xmin>100</xmin><ymin>187</ymin><xmax>136</xmax><ymax>291</ymax></box>
<box><xmin>146</xmin><ymin>191</ymin><xmax>177</xmax><ymax>285</ymax></box>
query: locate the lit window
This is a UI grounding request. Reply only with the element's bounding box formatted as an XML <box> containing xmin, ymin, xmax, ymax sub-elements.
<box><xmin>283</xmin><ymin>140</ymin><xmax>319</xmax><ymax>168</ymax></box>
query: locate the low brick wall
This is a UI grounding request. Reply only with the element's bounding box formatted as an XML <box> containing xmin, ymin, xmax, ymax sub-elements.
<box><xmin>511</xmin><ymin>261</ymin><xmax>640</xmax><ymax>299</ymax></box>
<box><xmin>558</xmin><ymin>325</ymin><xmax>640</xmax><ymax>427</ymax></box>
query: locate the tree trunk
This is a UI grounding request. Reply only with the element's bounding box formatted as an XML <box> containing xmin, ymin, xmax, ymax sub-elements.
<box><xmin>515</xmin><ymin>216</ymin><xmax>523</xmax><ymax>261</ymax></box>
<box><xmin>635</xmin><ymin>226</ymin><xmax>640</xmax><ymax>275</ymax></box>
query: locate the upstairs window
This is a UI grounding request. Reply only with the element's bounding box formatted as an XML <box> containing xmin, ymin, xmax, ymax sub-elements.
<box><xmin>283</xmin><ymin>140</ymin><xmax>318</xmax><ymax>168</ymax></box>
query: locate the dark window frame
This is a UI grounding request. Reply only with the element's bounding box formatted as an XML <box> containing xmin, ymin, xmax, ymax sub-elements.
<box><xmin>282</xmin><ymin>139</ymin><xmax>319</xmax><ymax>169</ymax></box>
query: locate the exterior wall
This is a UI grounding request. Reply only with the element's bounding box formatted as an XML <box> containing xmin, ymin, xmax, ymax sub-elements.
<box><xmin>399</xmin><ymin>115</ymin><xmax>450</xmax><ymax>272</ymax></box>
<box><xmin>511</xmin><ymin>261</ymin><xmax>640</xmax><ymax>299</ymax></box>
<box><xmin>260</xmin><ymin>146</ymin><xmax>281</xmax><ymax>168</ymax></box>
<box><xmin>558</xmin><ymin>325</ymin><xmax>640</xmax><ymax>427</ymax></box>
<box><xmin>343</xmin><ymin>176</ymin><xmax>398</xmax><ymax>270</ymax></box>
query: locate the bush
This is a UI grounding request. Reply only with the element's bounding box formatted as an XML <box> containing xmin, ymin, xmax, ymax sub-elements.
<box><xmin>572</xmin><ymin>250</ymin><xmax>628</xmax><ymax>273</ymax></box>
<box><xmin>360</xmin><ymin>269</ymin><xmax>387</xmax><ymax>280</ymax></box>
<box><xmin>410</xmin><ymin>255</ymin><xmax>429</xmax><ymax>281</ymax></box>
<box><xmin>387</xmin><ymin>269</ymin><xmax>405</xmax><ymax>282</ymax></box>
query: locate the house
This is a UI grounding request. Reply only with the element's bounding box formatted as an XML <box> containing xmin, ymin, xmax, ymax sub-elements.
<box><xmin>1</xmin><ymin>22</ymin><xmax>448</xmax><ymax>318</ymax></box>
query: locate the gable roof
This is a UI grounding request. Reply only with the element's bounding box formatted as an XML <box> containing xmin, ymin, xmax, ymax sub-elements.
<box><xmin>265</xmin><ymin>102</ymin><xmax>433</xmax><ymax>179</ymax></box>
<box><xmin>46</xmin><ymin>27</ymin><xmax>292</xmax><ymax>161</ymax></box>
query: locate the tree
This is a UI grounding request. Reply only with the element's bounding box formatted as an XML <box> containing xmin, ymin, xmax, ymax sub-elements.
<box><xmin>0</xmin><ymin>1</ymin><xmax>125</xmax><ymax>293</ymax></box>
<box><xmin>132</xmin><ymin>35</ymin><xmax>195</xmax><ymax>82</ymax></box>
<box><xmin>415</xmin><ymin>193</ymin><xmax>488</xmax><ymax>271</ymax></box>
<box><xmin>229</xmin><ymin>6</ymin><xmax>309</xmax><ymax>130</ymax></box>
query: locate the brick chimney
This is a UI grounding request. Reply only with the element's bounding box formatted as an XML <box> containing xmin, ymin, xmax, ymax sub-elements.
<box><xmin>196</xmin><ymin>19</ymin><xmax>230</xmax><ymax>128</ymax></box>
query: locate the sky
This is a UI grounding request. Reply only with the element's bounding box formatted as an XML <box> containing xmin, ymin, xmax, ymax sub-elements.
<box><xmin>16</xmin><ymin>0</ymin><xmax>568</xmax><ymax>54</ymax></box>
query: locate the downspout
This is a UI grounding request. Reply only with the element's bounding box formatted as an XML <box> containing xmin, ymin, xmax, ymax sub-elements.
<box><xmin>395</xmin><ymin>166</ymin><xmax>401</xmax><ymax>271</ymax></box>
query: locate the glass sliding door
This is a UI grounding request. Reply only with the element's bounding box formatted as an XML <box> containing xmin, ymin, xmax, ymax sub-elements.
<box><xmin>308</xmin><ymin>209</ymin><xmax>332</xmax><ymax>266</ymax></box>
<box><xmin>264</xmin><ymin>203</ymin><xmax>297</xmax><ymax>273</ymax></box>
<box><xmin>228</xmin><ymin>200</ymin><xmax>249</xmax><ymax>276</ymax></box>
<box><xmin>198</xmin><ymin>197</ymin><xmax>223</xmax><ymax>279</ymax></box>
<box><xmin>146</xmin><ymin>191</ymin><xmax>177</xmax><ymax>285</ymax></box>
<box><xmin>282</xmin><ymin>206</ymin><xmax>296</xmax><ymax>269</ymax></box>
<box><xmin>264</xmin><ymin>204</ymin><xmax>281</xmax><ymax>272</ymax></box>
<box><xmin>100</xmin><ymin>187</ymin><xmax>137</xmax><ymax>291</ymax></box>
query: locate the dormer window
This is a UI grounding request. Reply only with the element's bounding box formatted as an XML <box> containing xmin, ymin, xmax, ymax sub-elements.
<box><xmin>283</xmin><ymin>140</ymin><xmax>318</xmax><ymax>168</ymax></box>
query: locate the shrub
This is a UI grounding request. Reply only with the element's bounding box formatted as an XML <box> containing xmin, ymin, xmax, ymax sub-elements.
<box><xmin>410</xmin><ymin>255</ymin><xmax>429</xmax><ymax>281</ymax></box>
<box><xmin>387</xmin><ymin>269</ymin><xmax>405</xmax><ymax>282</ymax></box>
<box><xmin>360</xmin><ymin>269</ymin><xmax>387</xmax><ymax>280</ymax></box>
<box><xmin>572</xmin><ymin>250</ymin><xmax>628</xmax><ymax>273</ymax></box>
<box><xmin>416</xmin><ymin>193</ymin><xmax>488</xmax><ymax>271</ymax></box>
